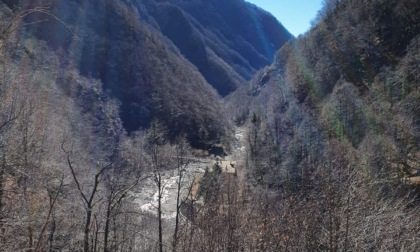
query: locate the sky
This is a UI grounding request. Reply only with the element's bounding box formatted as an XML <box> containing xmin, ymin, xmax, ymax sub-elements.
<box><xmin>246</xmin><ymin>0</ymin><xmax>324</xmax><ymax>37</ymax></box>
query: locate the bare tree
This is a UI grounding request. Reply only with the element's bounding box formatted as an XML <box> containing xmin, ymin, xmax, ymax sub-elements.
<box><xmin>33</xmin><ymin>177</ymin><xmax>64</xmax><ymax>252</ymax></box>
<box><xmin>62</xmin><ymin>142</ymin><xmax>111</xmax><ymax>252</ymax></box>
<box><xmin>146</xmin><ymin>120</ymin><xmax>171</xmax><ymax>252</ymax></box>
<box><xmin>172</xmin><ymin>136</ymin><xmax>191</xmax><ymax>252</ymax></box>
<box><xmin>102</xmin><ymin>159</ymin><xmax>144</xmax><ymax>252</ymax></box>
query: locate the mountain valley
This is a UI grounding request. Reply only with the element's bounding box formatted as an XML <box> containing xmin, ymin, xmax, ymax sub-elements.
<box><xmin>0</xmin><ymin>0</ymin><xmax>419</xmax><ymax>251</ymax></box>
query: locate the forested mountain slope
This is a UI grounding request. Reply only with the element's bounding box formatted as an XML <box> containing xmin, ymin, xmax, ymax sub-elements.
<box><xmin>3</xmin><ymin>0</ymin><xmax>291</xmax><ymax>148</ymax></box>
<box><xmin>1</xmin><ymin>0</ymin><xmax>420</xmax><ymax>251</ymax></box>
<box><xmin>145</xmin><ymin>0</ymin><xmax>291</xmax><ymax>95</ymax></box>
<box><xmin>0</xmin><ymin>1</ymin><xmax>291</xmax><ymax>250</ymax></box>
<box><xmin>231</xmin><ymin>0</ymin><xmax>420</xmax><ymax>186</ymax></box>
<box><xmin>225</xmin><ymin>0</ymin><xmax>420</xmax><ymax>250</ymax></box>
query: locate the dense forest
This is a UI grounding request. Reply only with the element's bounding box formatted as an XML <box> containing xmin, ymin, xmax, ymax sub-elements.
<box><xmin>0</xmin><ymin>0</ymin><xmax>419</xmax><ymax>251</ymax></box>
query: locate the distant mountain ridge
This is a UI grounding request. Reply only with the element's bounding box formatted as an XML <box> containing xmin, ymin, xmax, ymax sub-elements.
<box><xmin>2</xmin><ymin>0</ymin><xmax>420</xmax><ymax>250</ymax></box>
<box><xmin>9</xmin><ymin>0</ymin><xmax>292</xmax><ymax>147</ymax></box>
<box><xmin>144</xmin><ymin>0</ymin><xmax>292</xmax><ymax>95</ymax></box>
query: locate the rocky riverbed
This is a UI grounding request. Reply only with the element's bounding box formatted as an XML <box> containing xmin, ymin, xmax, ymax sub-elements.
<box><xmin>130</xmin><ymin>126</ymin><xmax>247</xmax><ymax>224</ymax></box>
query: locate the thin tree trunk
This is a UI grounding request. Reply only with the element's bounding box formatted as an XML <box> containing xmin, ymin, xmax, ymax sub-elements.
<box><xmin>158</xmin><ymin>174</ymin><xmax>163</xmax><ymax>252</ymax></box>
<box><xmin>28</xmin><ymin>226</ymin><xmax>34</xmax><ymax>252</ymax></box>
<box><xmin>34</xmin><ymin>180</ymin><xmax>62</xmax><ymax>252</ymax></box>
<box><xmin>93</xmin><ymin>215</ymin><xmax>99</xmax><ymax>252</ymax></box>
<box><xmin>63</xmin><ymin>145</ymin><xmax>110</xmax><ymax>252</ymax></box>
<box><xmin>188</xmin><ymin>198</ymin><xmax>194</xmax><ymax>252</ymax></box>
<box><xmin>48</xmin><ymin>219</ymin><xmax>56</xmax><ymax>252</ymax></box>
<box><xmin>84</xmin><ymin>209</ymin><xmax>92</xmax><ymax>252</ymax></box>
<box><xmin>0</xmin><ymin>153</ymin><xmax>5</xmax><ymax>245</ymax></box>
<box><xmin>173</xmin><ymin>193</ymin><xmax>180</xmax><ymax>251</ymax></box>
<box><xmin>173</xmin><ymin>170</ymin><xmax>182</xmax><ymax>252</ymax></box>
<box><xmin>104</xmin><ymin>200</ymin><xmax>111</xmax><ymax>252</ymax></box>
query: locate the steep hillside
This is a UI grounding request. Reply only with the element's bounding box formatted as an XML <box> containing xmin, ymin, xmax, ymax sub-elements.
<box><xmin>2</xmin><ymin>0</ymin><xmax>420</xmax><ymax>251</ymax></box>
<box><xmin>7</xmin><ymin>0</ymin><xmax>291</xmax><ymax>148</ymax></box>
<box><xmin>232</xmin><ymin>0</ymin><xmax>420</xmax><ymax>183</ymax></box>
<box><xmin>226</xmin><ymin>0</ymin><xmax>420</xmax><ymax>250</ymax></box>
<box><xmin>144</xmin><ymin>0</ymin><xmax>292</xmax><ymax>95</ymax></box>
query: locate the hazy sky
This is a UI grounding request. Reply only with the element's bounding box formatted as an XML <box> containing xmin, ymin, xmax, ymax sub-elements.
<box><xmin>246</xmin><ymin>0</ymin><xmax>324</xmax><ymax>37</ymax></box>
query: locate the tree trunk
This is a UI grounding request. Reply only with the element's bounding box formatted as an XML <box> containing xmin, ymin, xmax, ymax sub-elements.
<box><xmin>173</xmin><ymin>170</ymin><xmax>182</xmax><ymax>252</ymax></box>
<box><xmin>84</xmin><ymin>208</ymin><xmax>92</xmax><ymax>252</ymax></box>
<box><xmin>28</xmin><ymin>226</ymin><xmax>33</xmax><ymax>252</ymax></box>
<box><xmin>48</xmin><ymin>219</ymin><xmax>56</xmax><ymax>252</ymax></box>
<box><xmin>104</xmin><ymin>200</ymin><xmax>111</xmax><ymax>252</ymax></box>
<box><xmin>188</xmin><ymin>198</ymin><xmax>194</xmax><ymax>252</ymax></box>
<box><xmin>0</xmin><ymin>153</ymin><xmax>5</xmax><ymax>245</ymax></box>
<box><xmin>158</xmin><ymin>174</ymin><xmax>163</xmax><ymax>252</ymax></box>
